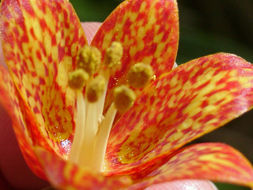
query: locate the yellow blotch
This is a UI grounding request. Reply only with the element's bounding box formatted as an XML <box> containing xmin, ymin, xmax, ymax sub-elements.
<box><xmin>65</xmin><ymin>88</ymin><xmax>76</xmax><ymax>107</ymax></box>
<box><xmin>200</xmin><ymin>154</ymin><xmax>234</xmax><ymax>168</ymax></box>
<box><xmin>71</xmin><ymin>43</ymin><xmax>78</xmax><ymax>57</ymax></box>
<box><xmin>102</xmin><ymin>33</ymin><xmax>114</xmax><ymax>51</ymax></box>
<box><xmin>191</xmin><ymin>122</ymin><xmax>201</xmax><ymax>130</ymax></box>
<box><xmin>35</xmin><ymin>59</ymin><xmax>46</xmax><ymax>77</ymax></box>
<box><xmin>56</xmin><ymin>30</ymin><xmax>62</xmax><ymax>45</ymax></box>
<box><xmin>170</xmin><ymin>75</ymin><xmax>178</xmax><ymax>88</ymax></box>
<box><xmin>140</xmin><ymin>1</ymin><xmax>147</xmax><ymax>12</ymax></box>
<box><xmin>238</xmin><ymin>77</ymin><xmax>252</xmax><ymax>88</ymax></box>
<box><xmin>56</xmin><ymin>63</ymin><xmax>68</xmax><ymax>88</ymax></box>
<box><xmin>183</xmin><ymin>99</ymin><xmax>202</xmax><ymax>116</ymax></box>
<box><xmin>51</xmin><ymin>46</ymin><xmax>58</xmax><ymax>61</ymax></box>
<box><xmin>32</xmin><ymin>19</ymin><xmax>42</xmax><ymax>40</ymax></box>
<box><xmin>44</xmin><ymin>32</ymin><xmax>52</xmax><ymax>56</ymax></box>
<box><xmin>44</xmin><ymin>10</ymin><xmax>56</xmax><ymax>34</ymax></box>
<box><xmin>21</xmin><ymin>43</ymin><xmax>31</xmax><ymax>59</ymax></box>
<box><xmin>63</xmin><ymin>162</ymin><xmax>73</xmax><ymax>180</ymax></box>
<box><xmin>181</xmin><ymin>119</ymin><xmax>194</xmax><ymax>130</ymax></box>
<box><xmin>28</xmin><ymin>96</ymin><xmax>36</xmax><ymax>110</ymax></box>
<box><xmin>167</xmin><ymin>95</ymin><xmax>176</xmax><ymax>108</ymax></box>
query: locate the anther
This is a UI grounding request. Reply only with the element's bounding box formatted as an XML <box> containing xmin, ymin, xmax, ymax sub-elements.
<box><xmin>68</xmin><ymin>69</ymin><xmax>89</xmax><ymax>90</ymax></box>
<box><xmin>105</xmin><ymin>41</ymin><xmax>123</xmax><ymax>68</ymax></box>
<box><xmin>128</xmin><ymin>63</ymin><xmax>154</xmax><ymax>88</ymax></box>
<box><xmin>113</xmin><ymin>85</ymin><xmax>136</xmax><ymax>112</ymax></box>
<box><xmin>77</xmin><ymin>45</ymin><xmax>101</xmax><ymax>75</ymax></box>
<box><xmin>87</xmin><ymin>76</ymin><xmax>106</xmax><ymax>103</ymax></box>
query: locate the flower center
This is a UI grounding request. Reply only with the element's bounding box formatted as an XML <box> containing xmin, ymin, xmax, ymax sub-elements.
<box><xmin>68</xmin><ymin>42</ymin><xmax>154</xmax><ymax>172</ymax></box>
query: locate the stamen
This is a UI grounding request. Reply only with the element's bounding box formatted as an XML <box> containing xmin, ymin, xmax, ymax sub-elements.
<box><xmin>93</xmin><ymin>104</ymin><xmax>117</xmax><ymax>172</ymax></box>
<box><xmin>105</xmin><ymin>41</ymin><xmax>123</xmax><ymax>68</ymax></box>
<box><xmin>68</xmin><ymin>69</ymin><xmax>89</xmax><ymax>90</ymax></box>
<box><xmin>87</xmin><ymin>75</ymin><xmax>106</xmax><ymax>103</ymax></box>
<box><xmin>77</xmin><ymin>76</ymin><xmax>107</xmax><ymax>170</ymax></box>
<box><xmin>128</xmin><ymin>63</ymin><xmax>153</xmax><ymax>88</ymax></box>
<box><xmin>114</xmin><ymin>85</ymin><xmax>136</xmax><ymax>112</ymax></box>
<box><xmin>77</xmin><ymin>45</ymin><xmax>101</xmax><ymax>75</ymax></box>
<box><xmin>69</xmin><ymin>91</ymin><xmax>86</xmax><ymax>164</ymax></box>
<box><xmin>78</xmin><ymin>99</ymin><xmax>99</xmax><ymax>169</ymax></box>
<box><xmin>69</xmin><ymin>42</ymin><xmax>128</xmax><ymax>172</ymax></box>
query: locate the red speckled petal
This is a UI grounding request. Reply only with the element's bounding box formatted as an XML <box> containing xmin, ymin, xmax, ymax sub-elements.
<box><xmin>106</xmin><ymin>53</ymin><xmax>253</xmax><ymax>175</ymax></box>
<box><xmin>131</xmin><ymin>143</ymin><xmax>253</xmax><ymax>189</ymax></box>
<box><xmin>0</xmin><ymin>65</ymin><xmax>46</xmax><ymax>179</ymax></box>
<box><xmin>0</xmin><ymin>0</ymin><xmax>87</xmax><ymax>157</ymax></box>
<box><xmin>92</xmin><ymin>0</ymin><xmax>179</xmax><ymax>107</ymax></box>
<box><xmin>35</xmin><ymin>148</ymin><xmax>132</xmax><ymax>190</ymax></box>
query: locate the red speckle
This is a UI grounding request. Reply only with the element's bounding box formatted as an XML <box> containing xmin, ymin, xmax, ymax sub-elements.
<box><xmin>30</xmin><ymin>28</ymin><xmax>36</xmax><ymax>39</ymax></box>
<box><xmin>201</xmin><ymin>100</ymin><xmax>209</xmax><ymax>108</ymax></box>
<box><xmin>58</xmin><ymin>46</ymin><xmax>65</xmax><ymax>61</ymax></box>
<box><xmin>39</xmin><ymin>19</ymin><xmax>48</xmax><ymax>32</ymax></box>
<box><xmin>39</xmin><ymin>77</ymin><xmax>46</xmax><ymax>85</ymax></box>
<box><xmin>52</xmin><ymin>35</ymin><xmax>56</xmax><ymax>46</ymax></box>
<box><xmin>33</xmin><ymin>106</ymin><xmax>40</xmax><ymax>114</ymax></box>
<box><xmin>36</xmin><ymin>50</ymin><xmax>42</xmax><ymax>61</ymax></box>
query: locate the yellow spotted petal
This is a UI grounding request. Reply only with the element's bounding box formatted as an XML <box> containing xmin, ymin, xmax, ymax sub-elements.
<box><xmin>35</xmin><ymin>147</ymin><xmax>132</xmax><ymax>189</ymax></box>
<box><xmin>92</xmin><ymin>0</ymin><xmax>179</xmax><ymax>110</ymax></box>
<box><xmin>131</xmin><ymin>143</ymin><xmax>253</xmax><ymax>189</ymax></box>
<box><xmin>105</xmin><ymin>53</ymin><xmax>253</xmax><ymax>175</ymax></box>
<box><xmin>0</xmin><ymin>0</ymin><xmax>88</xmax><ymax>158</ymax></box>
<box><xmin>0</xmin><ymin>65</ymin><xmax>47</xmax><ymax>179</ymax></box>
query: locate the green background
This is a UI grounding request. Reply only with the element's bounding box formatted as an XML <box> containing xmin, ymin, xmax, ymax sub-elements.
<box><xmin>69</xmin><ymin>0</ymin><xmax>253</xmax><ymax>190</ymax></box>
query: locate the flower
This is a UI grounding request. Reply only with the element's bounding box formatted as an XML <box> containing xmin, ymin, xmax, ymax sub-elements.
<box><xmin>0</xmin><ymin>0</ymin><xmax>253</xmax><ymax>189</ymax></box>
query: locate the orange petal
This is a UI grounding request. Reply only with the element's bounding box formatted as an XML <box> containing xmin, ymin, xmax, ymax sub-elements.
<box><xmin>92</xmin><ymin>0</ymin><xmax>179</xmax><ymax>107</ymax></box>
<box><xmin>35</xmin><ymin>147</ymin><xmax>132</xmax><ymax>189</ymax></box>
<box><xmin>0</xmin><ymin>0</ymin><xmax>87</xmax><ymax>156</ymax></box>
<box><xmin>131</xmin><ymin>143</ymin><xmax>253</xmax><ymax>189</ymax></box>
<box><xmin>0</xmin><ymin>65</ymin><xmax>46</xmax><ymax>179</ymax></box>
<box><xmin>106</xmin><ymin>53</ymin><xmax>253</xmax><ymax>175</ymax></box>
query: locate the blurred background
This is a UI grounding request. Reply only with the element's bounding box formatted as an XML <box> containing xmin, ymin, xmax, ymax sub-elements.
<box><xmin>70</xmin><ymin>0</ymin><xmax>253</xmax><ymax>189</ymax></box>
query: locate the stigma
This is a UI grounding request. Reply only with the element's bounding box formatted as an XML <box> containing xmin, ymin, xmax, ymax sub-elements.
<box><xmin>68</xmin><ymin>41</ymin><xmax>154</xmax><ymax>172</ymax></box>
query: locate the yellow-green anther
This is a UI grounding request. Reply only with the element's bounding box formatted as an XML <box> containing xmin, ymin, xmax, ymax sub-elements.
<box><xmin>87</xmin><ymin>76</ymin><xmax>106</xmax><ymax>103</ymax></box>
<box><xmin>113</xmin><ymin>85</ymin><xmax>136</xmax><ymax>112</ymax></box>
<box><xmin>77</xmin><ymin>45</ymin><xmax>101</xmax><ymax>75</ymax></box>
<box><xmin>68</xmin><ymin>69</ymin><xmax>89</xmax><ymax>90</ymax></box>
<box><xmin>128</xmin><ymin>63</ymin><xmax>154</xmax><ymax>88</ymax></box>
<box><xmin>105</xmin><ymin>41</ymin><xmax>123</xmax><ymax>68</ymax></box>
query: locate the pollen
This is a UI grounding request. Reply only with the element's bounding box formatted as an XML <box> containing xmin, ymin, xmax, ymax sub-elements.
<box><xmin>113</xmin><ymin>85</ymin><xmax>136</xmax><ymax>112</ymax></box>
<box><xmin>87</xmin><ymin>75</ymin><xmax>106</xmax><ymax>103</ymax></box>
<box><xmin>105</xmin><ymin>41</ymin><xmax>123</xmax><ymax>68</ymax></box>
<box><xmin>77</xmin><ymin>45</ymin><xmax>101</xmax><ymax>75</ymax></box>
<box><xmin>128</xmin><ymin>63</ymin><xmax>154</xmax><ymax>88</ymax></box>
<box><xmin>68</xmin><ymin>69</ymin><xmax>89</xmax><ymax>90</ymax></box>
